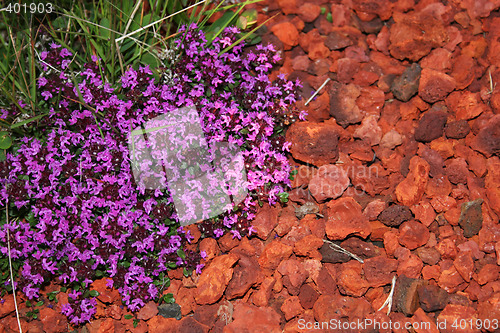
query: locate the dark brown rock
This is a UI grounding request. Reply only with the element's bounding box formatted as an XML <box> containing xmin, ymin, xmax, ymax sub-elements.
<box><xmin>458</xmin><ymin>199</ymin><xmax>483</xmax><ymax>238</ymax></box>
<box><xmin>394</xmin><ymin>275</ymin><xmax>427</xmax><ymax>316</ymax></box>
<box><xmin>414</xmin><ymin>111</ymin><xmax>448</xmax><ymax>143</ymax></box>
<box><xmin>391</xmin><ymin>63</ymin><xmax>421</xmax><ymax>102</ymax></box>
<box><xmin>417</xmin><ymin>284</ymin><xmax>449</xmax><ymax>312</ymax></box>
<box><xmin>378</xmin><ymin>205</ymin><xmax>413</xmax><ymax>227</ymax></box>
<box><xmin>363</xmin><ymin>256</ymin><xmax>398</xmax><ymax>287</ymax></box>
<box><xmin>298</xmin><ymin>284</ymin><xmax>319</xmax><ymax>309</ymax></box>
<box><xmin>325</xmin><ymin>31</ymin><xmax>353</xmax><ymax>50</ymax></box>
<box><xmin>470</xmin><ymin>114</ymin><xmax>500</xmax><ymax>157</ymax></box>
<box><xmin>445</xmin><ymin>120</ymin><xmax>471</xmax><ymax>139</ymax></box>
<box><xmin>340</xmin><ymin>237</ymin><xmax>380</xmax><ymax>259</ymax></box>
<box><xmin>319</xmin><ymin>242</ymin><xmax>350</xmax><ymax>263</ymax></box>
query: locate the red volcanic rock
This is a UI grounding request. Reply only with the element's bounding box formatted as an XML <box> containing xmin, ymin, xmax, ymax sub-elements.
<box><xmin>437</xmin><ymin>304</ymin><xmax>480</xmax><ymax>333</ymax></box>
<box><xmin>380</xmin><ymin>129</ymin><xmax>403</xmax><ymax>149</ymax></box>
<box><xmin>90</xmin><ymin>278</ymin><xmax>121</xmax><ymax>304</ymax></box>
<box><xmin>416</xmin><ymin>247</ymin><xmax>441</xmax><ymax>265</ymax></box>
<box><xmin>293</xmin><ymin>234</ymin><xmax>323</xmax><ymax>258</ymax></box>
<box><xmin>470</xmin><ymin>114</ymin><xmax>500</xmax><ymax>157</ymax></box>
<box><xmin>419</xmin><ymin>145</ymin><xmax>445</xmax><ymax>177</ymax></box>
<box><xmin>411</xmin><ymin>201</ymin><xmax>436</xmax><ymax>227</ymax></box>
<box><xmin>439</xmin><ymin>261</ymin><xmax>467</xmax><ymax>293</ymax></box>
<box><xmin>451</xmin><ymin>54</ymin><xmax>479</xmax><ymax>90</ymax></box>
<box><xmin>199</xmin><ymin>238</ymin><xmax>220</xmax><ymax>262</ymax></box>
<box><xmin>325</xmin><ymin>198</ymin><xmax>372</xmax><ymax>240</ymax></box>
<box><xmin>0</xmin><ymin>294</ymin><xmax>15</xmax><ymax>319</ymax></box>
<box><xmin>395</xmin><ymin>156</ymin><xmax>430</xmax><ymax>206</ymax></box>
<box><xmin>298</xmin><ymin>3</ymin><xmax>321</xmax><ymax>23</ymax></box>
<box><xmin>363</xmin><ymin>256</ymin><xmax>398</xmax><ymax>287</ymax></box>
<box><xmin>398</xmin><ymin>220</ymin><xmax>430</xmax><ymax>250</ymax></box>
<box><xmin>420</xmin><ymin>48</ymin><xmax>452</xmax><ymax>72</ymax></box>
<box><xmin>251</xmin><ymin>204</ymin><xmax>280</xmax><ymax>240</ymax></box>
<box><xmin>271</xmin><ymin>22</ymin><xmax>299</xmax><ymax>48</ymax></box>
<box><xmin>363</xmin><ymin>199</ymin><xmax>386</xmax><ymax>221</ymax></box>
<box><xmin>396</xmin><ymin>250</ymin><xmax>424</xmax><ymax>279</ymax></box>
<box><xmin>258</xmin><ymin>241</ymin><xmax>293</xmax><ymax>271</ymax></box>
<box><xmin>329</xmin><ymin>82</ymin><xmax>363</xmax><ymax>128</ymax></box>
<box><xmin>226</xmin><ymin>255</ymin><xmax>261</xmax><ymax>299</ymax></box>
<box><xmin>389</xmin><ymin>11</ymin><xmax>448</xmax><ymax>61</ymax></box>
<box><xmin>286</xmin><ymin>121</ymin><xmax>339</xmax><ymax>167</ymax></box>
<box><xmin>445</xmin><ymin>158</ymin><xmax>469</xmax><ymax>185</ymax></box>
<box><xmin>337</xmin><ymin>261</ymin><xmax>370</xmax><ymax>297</ymax></box>
<box><xmin>195</xmin><ymin>254</ymin><xmax>239</xmax><ymax>305</ymax></box>
<box><xmin>278</xmin><ymin>259</ymin><xmax>308</xmax><ymax>295</ymax></box>
<box><xmin>446</xmin><ymin>91</ymin><xmax>487</xmax><ymax>120</ymax></box>
<box><xmin>477</xmin><ymin>264</ymin><xmax>500</xmax><ymax>285</ymax></box>
<box><xmin>291</xmin><ymin>55</ymin><xmax>310</xmax><ymax>71</ymax></box>
<box><xmin>275</xmin><ymin>207</ymin><xmax>299</xmax><ymax>237</ymax></box>
<box><xmin>137</xmin><ymin>301</ymin><xmax>159</xmax><ymax>321</ymax></box>
<box><xmin>414</xmin><ymin>110</ymin><xmax>448</xmax><ymax>142</ymax></box>
<box><xmin>308</xmin><ymin>41</ymin><xmax>330</xmax><ymax>61</ymax></box>
<box><xmin>148</xmin><ymin>316</ymin><xmax>180</xmax><ymax>333</ymax></box>
<box><xmin>336</xmin><ymin>58</ymin><xmax>359</xmax><ymax>83</ymax></box>
<box><xmin>224</xmin><ymin>302</ymin><xmax>281</xmax><ymax>333</ymax></box>
<box><xmin>353</xmin><ymin>115</ymin><xmax>383</xmax><ymax>146</ymax></box>
<box><xmin>412</xmin><ymin>308</ymin><xmax>439</xmax><ymax>333</ymax></box>
<box><xmin>39</xmin><ymin>308</ymin><xmax>68</xmax><ymax>333</ymax></box>
<box><xmin>252</xmin><ymin>276</ymin><xmax>276</xmax><ymax>307</ymax></box>
<box><xmin>308</xmin><ymin>164</ymin><xmax>349</xmax><ymax>202</ymax></box>
<box><xmin>454</xmin><ymin>250</ymin><xmax>475</xmax><ymax>282</ymax></box>
<box><xmin>352</xmin><ymin>0</ymin><xmax>392</xmax><ymax>21</ymax></box>
<box><xmin>418</xmin><ymin>68</ymin><xmax>456</xmax><ymax>103</ymax></box>
<box><xmin>280</xmin><ymin>296</ymin><xmax>303</xmax><ymax>321</ymax></box>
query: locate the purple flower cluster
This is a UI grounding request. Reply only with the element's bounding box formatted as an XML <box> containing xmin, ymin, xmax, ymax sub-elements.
<box><xmin>0</xmin><ymin>24</ymin><xmax>303</xmax><ymax>324</ymax></box>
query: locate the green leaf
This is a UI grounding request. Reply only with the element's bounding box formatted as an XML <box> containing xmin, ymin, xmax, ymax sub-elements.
<box><xmin>89</xmin><ymin>290</ymin><xmax>100</xmax><ymax>297</ymax></box>
<box><xmin>140</xmin><ymin>53</ymin><xmax>159</xmax><ymax>68</ymax></box>
<box><xmin>36</xmin><ymin>301</ymin><xmax>44</xmax><ymax>307</ymax></box>
<box><xmin>0</xmin><ymin>132</ymin><xmax>12</xmax><ymax>149</ymax></box>
<box><xmin>162</xmin><ymin>293</ymin><xmax>175</xmax><ymax>304</ymax></box>
<box><xmin>240</xmin><ymin>8</ymin><xmax>257</xmax><ymax>26</ymax></box>
<box><xmin>176</xmin><ymin>248</ymin><xmax>186</xmax><ymax>260</ymax></box>
<box><xmin>278</xmin><ymin>192</ymin><xmax>289</xmax><ymax>203</ymax></box>
<box><xmin>133</xmin><ymin>319</ymin><xmax>139</xmax><ymax>328</ymax></box>
<box><xmin>326</xmin><ymin>13</ymin><xmax>333</xmax><ymax>23</ymax></box>
<box><xmin>99</xmin><ymin>18</ymin><xmax>111</xmax><ymax>39</ymax></box>
<box><xmin>10</xmin><ymin>113</ymin><xmax>47</xmax><ymax>129</ymax></box>
<box><xmin>26</xmin><ymin>300</ymin><xmax>32</xmax><ymax>307</ymax></box>
<box><xmin>124</xmin><ymin>314</ymin><xmax>133</xmax><ymax>320</ymax></box>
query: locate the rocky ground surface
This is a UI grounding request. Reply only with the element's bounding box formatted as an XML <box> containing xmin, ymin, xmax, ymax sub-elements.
<box><xmin>1</xmin><ymin>0</ymin><xmax>500</xmax><ymax>332</ymax></box>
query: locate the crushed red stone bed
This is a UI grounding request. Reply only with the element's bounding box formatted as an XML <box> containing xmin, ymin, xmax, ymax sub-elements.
<box><xmin>1</xmin><ymin>0</ymin><xmax>500</xmax><ymax>332</ymax></box>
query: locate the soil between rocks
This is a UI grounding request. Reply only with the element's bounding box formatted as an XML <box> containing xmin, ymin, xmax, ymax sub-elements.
<box><xmin>1</xmin><ymin>0</ymin><xmax>500</xmax><ymax>332</ymax></box>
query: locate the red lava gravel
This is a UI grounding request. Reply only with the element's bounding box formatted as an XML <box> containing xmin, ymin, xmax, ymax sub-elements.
<box><xmin>1</xmin><ymin>0</ymin><xmax>500</xmax><ymax>332</ymax></box>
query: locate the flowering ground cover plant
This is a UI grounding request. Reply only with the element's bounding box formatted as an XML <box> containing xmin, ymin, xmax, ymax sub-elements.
<box><xmin>0</xmin><ymin>24</ymin><xmax>304</xmax><ymax>324</ymax></box>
